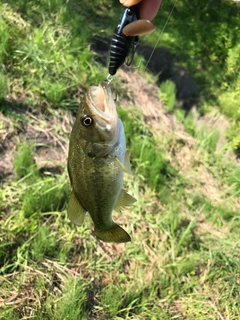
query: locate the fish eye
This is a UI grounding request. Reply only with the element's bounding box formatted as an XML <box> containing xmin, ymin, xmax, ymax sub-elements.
<box><xmin>81</xmin><ymin>115</ymin><xmax>93</xmax><ymax>127</ymax></box>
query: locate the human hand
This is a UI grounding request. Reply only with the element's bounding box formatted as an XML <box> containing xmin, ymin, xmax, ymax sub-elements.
<box><xmin>119</xmin><ymin>0</ymin><xmax>162</xmax><ymax>21</ymax></box>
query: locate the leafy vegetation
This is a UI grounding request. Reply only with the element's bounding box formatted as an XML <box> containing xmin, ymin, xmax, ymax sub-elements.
<box><xmin>0</xmin><ymin>0</ymin><xmax>240</xmax><ymax>319</ymax></box>
<box><xmin>159</xmin><ymin>80</ymin><xmax>176</xmax><ymax>112</ymax></box>
<box><xmin>146</xmin><ymin>0</ymin><xmax>240</xmax><ymax>152</ymax></box>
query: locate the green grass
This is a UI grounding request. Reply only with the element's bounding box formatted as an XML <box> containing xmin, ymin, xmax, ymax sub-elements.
<box><xmin>1</xmin><ymin>1</ymin><xmax>240</xmax><ymax>319</ymax></box>
<box><xmin>0</xmin><ymin>0</ymin><xmax>107</xmax><ymax>111</ymax></box>
<box><xmin>160</xmin><ymin>80</ymin><xmax>176</xmax><ymax>112</ymax></box>
<box><xmin>13</xmin><ymin>142</ymin><xmax>36</xmax><ymax>178</ymax></box>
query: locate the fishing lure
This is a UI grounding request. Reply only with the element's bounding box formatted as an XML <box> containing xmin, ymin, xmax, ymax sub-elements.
<box><xmin>108</xmin><ymin>6</ymin><xmax>155</xmax><ymax>77</ymax></box>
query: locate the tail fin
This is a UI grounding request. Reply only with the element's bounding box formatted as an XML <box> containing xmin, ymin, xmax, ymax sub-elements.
<box><xmin>94</xmin><ymin>223</ymin><xmax>131</xmax><ymax>243</ymax></box>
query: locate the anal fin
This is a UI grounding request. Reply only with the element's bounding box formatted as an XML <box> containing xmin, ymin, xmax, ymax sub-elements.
<box><xmin>114</xmin><ymin>189</ymin><xmax>136</xmax><ymax>213</ymax></box>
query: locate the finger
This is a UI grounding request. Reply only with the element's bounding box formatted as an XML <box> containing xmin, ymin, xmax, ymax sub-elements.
<box><xmin>138</xmin><ymin>0</ymin><xmax>162</xmax><ymax>20</ymax></box>
<box><xmin>119</xmin><ymin>0</ymin><xmax>143</xmax><ymax>7</ymax></box>
<box><xmin>123</xmin><ymin>20</ymin><xmax>156</xmax><ymax>36</ymax></box>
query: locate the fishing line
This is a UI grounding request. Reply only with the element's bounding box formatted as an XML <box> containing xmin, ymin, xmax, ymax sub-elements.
<box><xmin>144</xmin><ymin>0</ymin><xmax>178</xmax><ymax>72</ymax></box>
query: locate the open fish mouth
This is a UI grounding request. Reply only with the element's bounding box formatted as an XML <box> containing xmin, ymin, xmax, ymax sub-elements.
<box><xmin>88</xmin><ymin>81</ymin><xmax>116</xmax><ymax>123</ymax></box>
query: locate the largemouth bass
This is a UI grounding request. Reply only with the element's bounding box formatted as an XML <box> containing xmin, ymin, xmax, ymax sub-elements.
<box><xmin>67</xmin><ymin>82</ymin><xmax>136</xmax><ymax>243</ymax></box>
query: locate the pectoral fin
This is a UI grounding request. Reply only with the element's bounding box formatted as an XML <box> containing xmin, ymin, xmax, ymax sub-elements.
<box><xmin>112</xmin><ymin>152</ymin><xmax>133</xmax><ymax>175</ymax></box>
<box><xmin>124</xmin><ymin>152</ymin><xmax>133</xmax><ymax>175</ymax></box>
<box><xmin>67</xmin><ymin>191</ymin><xmax>86</xmax><ymax>225</ymax></box>
<box><xmin>114</xmin><ymin>190</ymin><xmax>137</xmax><ymax>213</ymax></box>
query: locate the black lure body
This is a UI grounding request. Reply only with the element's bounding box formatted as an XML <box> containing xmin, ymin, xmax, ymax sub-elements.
<box><xmin>108</xmin><ymin>6</ymin><xmax>139</xmax><ymax>76</ymax></box>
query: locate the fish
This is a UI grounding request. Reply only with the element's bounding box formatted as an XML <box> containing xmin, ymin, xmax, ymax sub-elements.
<box><xmin>67</xmin><ymin>81</ymin><xmax>136</xmax><ymax>243</ymax></box>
